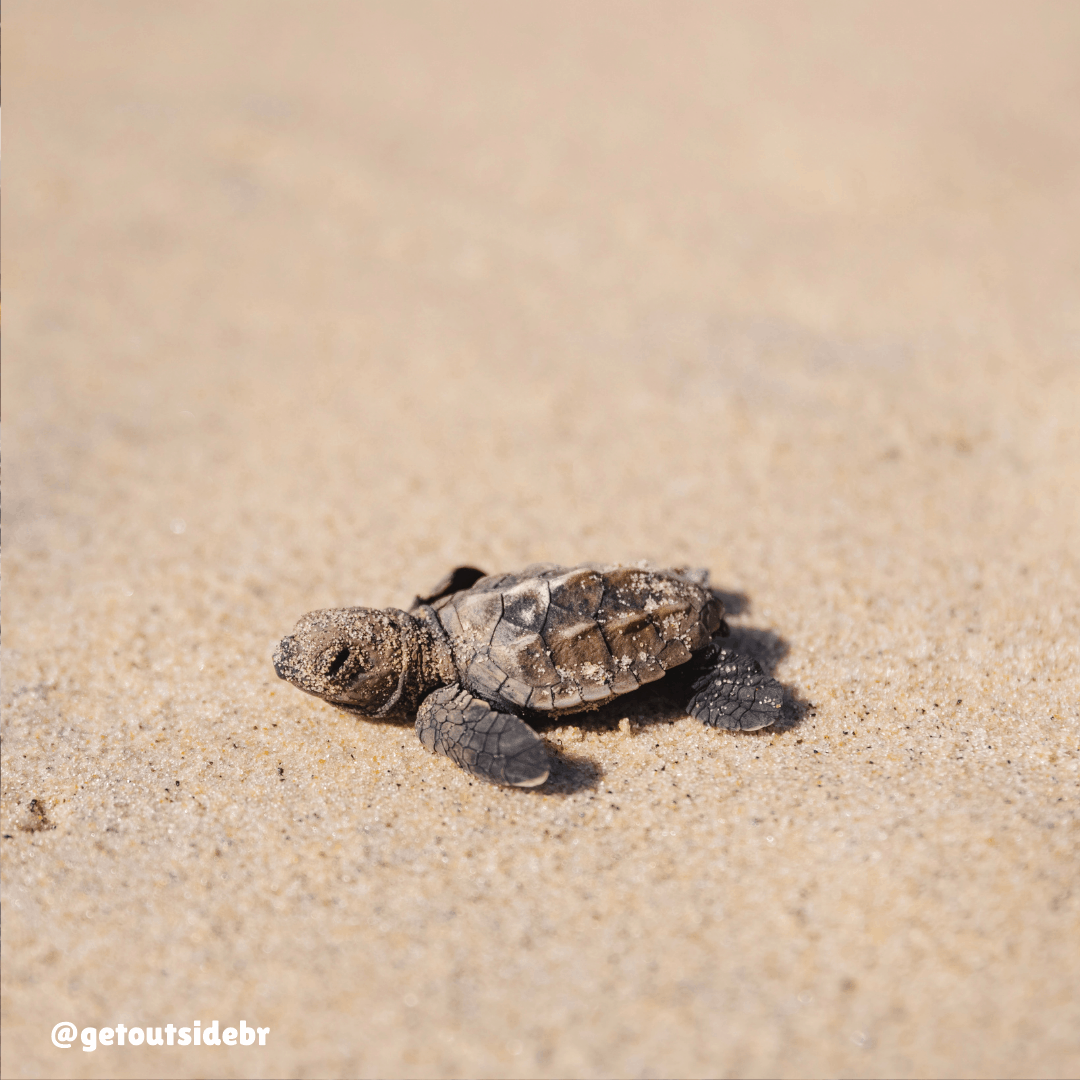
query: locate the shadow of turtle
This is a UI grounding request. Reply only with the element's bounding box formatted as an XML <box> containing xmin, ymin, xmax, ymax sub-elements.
<box><xmin>541</xmin><ymin>744</ymin><xmax>605</xmax><ymax>795</ymax></box>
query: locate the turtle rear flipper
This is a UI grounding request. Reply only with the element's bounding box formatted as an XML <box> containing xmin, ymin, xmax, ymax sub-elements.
<box><xmin>687</xmin><ymin>647</ymin><xmax>783</xmax><ymax>731</ymax></box>
<box><xmin>416</xmin><ymin>685</ymin><xmax>550</xmax><ymax>787</ymax></box>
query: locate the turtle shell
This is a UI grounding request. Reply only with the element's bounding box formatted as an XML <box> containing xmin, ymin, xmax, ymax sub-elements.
<box><xmin>427</xmin><ymin>564</ymin><xmax>723</xmax><ymax>712</ymax></box>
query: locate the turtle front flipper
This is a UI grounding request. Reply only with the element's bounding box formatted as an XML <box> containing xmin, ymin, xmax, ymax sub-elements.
<box><xmin>415</xmin><ymin>685</ymin><xmax>550</xmax><ymax>787</ymax></box>
<box><xmin>687</xmin><ymin>645</ymin><xmax>784</xmax><ymax>731</ymax></box>
<box><xmin>410</xmin><ymin>566</ymin><xmax>488</xmax><ymax>610</ymax></box>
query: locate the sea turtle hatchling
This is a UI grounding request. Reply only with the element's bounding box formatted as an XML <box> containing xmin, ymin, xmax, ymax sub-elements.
<box><xmin>273</xmin><ymin>563</ymin><xmax>784</xmax><ymax>787</ymax></box>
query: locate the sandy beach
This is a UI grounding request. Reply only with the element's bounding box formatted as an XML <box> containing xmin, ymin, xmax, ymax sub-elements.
<box><xmin>3</xmin><ymin>4</ymin><xmax>1079</xmax><ymax>1076</ymax></box>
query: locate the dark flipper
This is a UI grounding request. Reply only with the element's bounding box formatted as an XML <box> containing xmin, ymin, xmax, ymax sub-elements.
<box><xmin>416</xmin><ymin>685</ymin><xmax>550</xmax><ymax>787</ymax></box>
<box><xmin>410</xmin><ymin>566</ymin><xmax>488</xmax><ymax>610</ymax></box>
<box><xmin>687</xmin><ymin>645</ymin><xmax>784</xmax><ymax>731</ymax></box>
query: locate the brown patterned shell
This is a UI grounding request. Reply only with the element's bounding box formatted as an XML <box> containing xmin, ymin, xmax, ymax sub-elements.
<box><xmin>428</xmin><ymin>564</ymin><xmax>723</xmax><ymax>712</ymax></box>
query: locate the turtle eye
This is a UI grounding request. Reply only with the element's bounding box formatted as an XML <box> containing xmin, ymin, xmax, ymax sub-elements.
<box><xmin>326</xmin><ymin>647</ymin><xmax>351</xmax><ymax>678</ymax></box>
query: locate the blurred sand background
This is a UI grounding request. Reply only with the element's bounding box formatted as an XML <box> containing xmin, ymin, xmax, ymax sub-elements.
<box><xmin>3</xmin><ymin>3</ymin><xmax>1079</xmax><ymax>1077</ymax></box>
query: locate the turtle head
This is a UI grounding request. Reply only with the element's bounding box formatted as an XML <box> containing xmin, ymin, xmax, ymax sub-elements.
<box><xmin>273</xmin><ymin>607</ymin><xmax>416</xmax><ymax>717</ymax></box>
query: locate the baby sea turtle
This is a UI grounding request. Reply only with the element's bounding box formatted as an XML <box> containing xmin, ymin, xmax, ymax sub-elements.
<box><xmin>273</xmin><ymin>563</ymin><xmax>783</xmax><ymax>787</ymax></box>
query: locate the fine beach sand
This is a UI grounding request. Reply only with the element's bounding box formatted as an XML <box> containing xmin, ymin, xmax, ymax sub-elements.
<box><xmin>3</xmin><ymin>4</ymin><xmax>1079</xmax><ymax>1077</ymax></box>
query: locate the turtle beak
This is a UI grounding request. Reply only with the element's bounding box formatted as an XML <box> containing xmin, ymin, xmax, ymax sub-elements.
<box><xmin>273</xmin><ymin>636</ymin><xmax>296</xmax><ymax>681</ymax></box>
